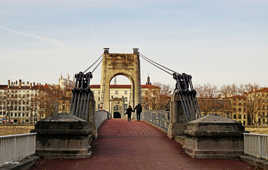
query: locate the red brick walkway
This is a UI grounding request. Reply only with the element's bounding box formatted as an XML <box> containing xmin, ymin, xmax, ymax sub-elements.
<box><xmin>31</xmin><ymin>119</ymin><xmax>253</xmax><ymax>170</ymax></box>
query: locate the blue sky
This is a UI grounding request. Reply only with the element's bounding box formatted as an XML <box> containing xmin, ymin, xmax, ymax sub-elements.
<box><xmin>0</xmin><ymin>0</ymin><xmax>267</xmax><ymax>88</ymax></box>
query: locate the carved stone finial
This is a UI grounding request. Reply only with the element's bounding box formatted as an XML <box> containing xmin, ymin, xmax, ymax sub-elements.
<box><xmin>104</xmin><ymin>48</ymin><xmax>109</xmax><ymax>54</ymax></box>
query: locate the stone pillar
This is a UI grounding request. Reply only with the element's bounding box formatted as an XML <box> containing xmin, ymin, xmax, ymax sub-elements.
<box><xmin>183</xmin><ymin>114</ymin><xmax>244</xmax><ymax>159</ymax></box>
<box><xmin>35</xmin><ymin>114</ymin><xmax>93</xmax><ymax>159</ymax></box>
<box><xmin>168</xmin><ymin>92</ymin><xmax>187</xmax><ymax>139</ymax></box>
<box><xmin>134</xmin><ymin>48</ymin><xmax>141</xmax><ymax>107</ymax></box>
<box><xmin>100</xmin><ymin>49</ymin><xmax>110</xmax><ymax>111</ymax></box>
<box><xmin>88</xmin><ymin>91</ymin><xmax>97</xmax><ymax>137</ymax></box>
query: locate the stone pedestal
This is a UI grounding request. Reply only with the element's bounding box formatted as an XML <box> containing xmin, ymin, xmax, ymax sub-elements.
<box><xmin>167</xmin><ymin>92</ymin><xmax>187</xmax><ymax>139</ymax></box>
<box><xmin>184</xmin><ymin>115</ymin><xmax>244</xmax><ymax>159</ymax></box>
<box><xmin>168</xmin><ymin>123</ymin><xmax>186</xmax><ymax>138</ymax></box>
<box><xmin>35</xmin><ymin>114</ymin><xmax>93</xmax><ymax>159</ymax></box>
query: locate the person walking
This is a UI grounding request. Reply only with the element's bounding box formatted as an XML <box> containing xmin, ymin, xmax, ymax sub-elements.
<box><xmin>126</xmin><ymin>105</ymin><xmax>134</xmax><ymax>121</ymax></box>
<box><xmin>134</xmin><ymin>103</ymin><xmax>142</xmax><ymax>121</ymax></box>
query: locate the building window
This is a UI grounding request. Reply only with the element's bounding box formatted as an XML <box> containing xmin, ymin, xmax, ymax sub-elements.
<box><xmin>124</xmin><ymin>91</ymin><xmax>128</xmax><ymax>95</ymax></box>
<box><xmin>115</xmin><ymin>90</ymin><xmax>118</xmax><ymax>95</ymax></box>
<box><xmin>233</xmin><ymin>114</ymin><xmax>237</xmax><ymax>119</ymax></box>
<box><xmin>238</xmin><ymin>114</ymin><xmax>241</xmax><ymax>119</ymax></box>
<box><xmin>114</xmin><ymin>105</ymin><xmax>118</xmax><ymax>111</ymax></box>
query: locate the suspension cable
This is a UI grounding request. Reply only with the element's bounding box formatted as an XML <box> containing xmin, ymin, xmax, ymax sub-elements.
<box><xmin>141</xmin><ymin>54</ymin><xmax>173</xmax><ymax>76</ymax></box>
<box><xmin>91</xmin><ymin>58</ymin><xmax>103</xmax><ymax>73</ymax></box>
<box><xmin>140</xmin><ymin>53</ymin><xmax>177</xmax><ymax>74</ymax></box>
<box><xmin>83</xmin><ymin>56</ymin><xmax>102</xmax><ymax>73</ymax></box>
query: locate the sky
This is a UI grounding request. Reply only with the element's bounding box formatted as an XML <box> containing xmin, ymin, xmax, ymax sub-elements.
<box><xmin>0</xmin><ymin>0</ymin><xmax>268</xmax><ymax>88</ymax></box>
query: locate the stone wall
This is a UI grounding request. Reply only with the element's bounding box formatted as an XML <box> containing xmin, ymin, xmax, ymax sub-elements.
<box><xmin>95</xmin><ymin>110</ymin><xmax>109</xmax><ymax>130</ymax></box>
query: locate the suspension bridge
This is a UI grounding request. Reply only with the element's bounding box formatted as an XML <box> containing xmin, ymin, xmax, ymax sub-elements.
<box><xmin>0</xmin><ymin>49</ymin><xmax>260</xmax><ymax>170</ymax></box>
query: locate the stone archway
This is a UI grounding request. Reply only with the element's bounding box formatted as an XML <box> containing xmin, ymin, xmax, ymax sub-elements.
<box><xmin>100</xmin><ymin>48</ymin><xmax>141</xmax><ymax>112</ymax></box>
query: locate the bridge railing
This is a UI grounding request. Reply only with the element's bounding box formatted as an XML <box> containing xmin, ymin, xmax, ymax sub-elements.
<box><xmin>0</xmin><ymin>133</ymin><xmax>36</xmax><ymax>166</ymax></box>
<box><xmin>95</xmin><ymin>110</ymin><xmax>109</xmax><ymax>129</ymax></box>
<box><xmin>142</xmin><ymin>110</ymin><xmax>170</xmax><ymax>133</ymax></box>
<box><xmin>244</xmin><ymin>133</ymin><xmax>268</xmax><ymax>160</ymax></box>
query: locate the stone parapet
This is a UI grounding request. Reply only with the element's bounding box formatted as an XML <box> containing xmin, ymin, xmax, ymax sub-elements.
<box><xmin>35</xmin><ymin>114</ymin><xmax>93</xmax><ymax>159</ymax></box>
<box><xmin>183</xmin><ymin>114</ymin><xmax>245</xmax><ymax>159</ymax></box>
<box><xmin>184</xmin><ymin>115</ymin><xmax>244</xmax><ymax>137</ymax></box>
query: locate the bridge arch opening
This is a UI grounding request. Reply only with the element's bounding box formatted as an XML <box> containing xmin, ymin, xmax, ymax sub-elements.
<box><xmin>100</xmin><ymin>48</ymin><xmax>141</xmax><ymax>114</ymax></box>
<box><xmin>109</xmin><ymin>74</ymin><xmax>134</xmax><ymax>119</ymax></box>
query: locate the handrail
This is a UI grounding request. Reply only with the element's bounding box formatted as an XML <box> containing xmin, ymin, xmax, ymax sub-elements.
<box><xmin>244</xmin><ymin>133</ymin><xmax>268</xmax><ymax>137</ymax></box>
<box><xmin>244</xmin><ymin>133</ymin><xmax>268</xmax><ymax>160</ymax></box>
<box><xmin>0</xmin><ymin>133</ymin><xmax>36</xmax><ymax>138</ymax></box>
<box><xmin>0</xmin><ymin>133</ymin><xmax>36</xmax><ymax>166</ymax></box>
<box><xmin>142</xmin><ymin>110</ymin><xmax>170</xmax><ymax>133</ymax></box>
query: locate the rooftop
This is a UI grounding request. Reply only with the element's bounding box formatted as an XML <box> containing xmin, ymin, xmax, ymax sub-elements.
<box><xmin>90</xmin><ymin>84</ymin><xmax>160</xmax><ymax>89</ymax></box>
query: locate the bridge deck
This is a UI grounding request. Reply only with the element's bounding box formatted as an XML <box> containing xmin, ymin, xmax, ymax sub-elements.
<box><xmin>31</xmin><ymin>119</ymin><xmax>253</xmax><ymax>170</ymax></box>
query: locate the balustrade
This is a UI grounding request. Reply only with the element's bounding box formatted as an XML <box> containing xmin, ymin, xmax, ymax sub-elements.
<box><xmin>244</xmin><ymin>133</ymin><xmax>268</xmax><ymax>160</ymax></box>
<box><xmin>142</xmin><ymin>110</ymin><xmax>170</xmax><ymax>132</ymax></box>
<box><xmin>0</xmin><ymin>133</ymin><xmax>36</xmax><ymax>166</ymax></box>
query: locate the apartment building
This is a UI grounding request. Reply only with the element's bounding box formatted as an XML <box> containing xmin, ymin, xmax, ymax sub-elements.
<box><xmin>229</xmin><ymin>95</ymin><xmax>248</xmax><ymax>126</ymax></box>
<box><xmin>0</xmin><ymin>80</ymin><xmax>42</xmax><ymax>124</ymax></box>
<box><xmin>247</xmin><ymin>88</ymin><xmax>268</xmax><ymax>126</ymax></box>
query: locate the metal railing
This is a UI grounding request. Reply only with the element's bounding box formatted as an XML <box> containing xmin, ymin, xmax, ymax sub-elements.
<box><xmin>142</xmin><ymin>110</ymin><xmax>170</xmax><ymax>133</ymax></box>
<box><xmin>244</xmin><ymin>133</ymin><xmax>268</xmax><ymax>160</ymax></box>
<box><xmin>0</xmin><ymin>133</ymin><xmax>36</xmax><ymax>166</ymax></box>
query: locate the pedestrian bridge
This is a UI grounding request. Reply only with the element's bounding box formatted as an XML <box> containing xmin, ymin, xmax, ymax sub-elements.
<box><xmin>30</xmin><ymin>119</ymin><xmax>252</xmax><ymax>170</ymax></box>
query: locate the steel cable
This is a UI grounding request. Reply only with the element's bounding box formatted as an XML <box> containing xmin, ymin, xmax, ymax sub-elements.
<box><xmin>91</xmin><ymin>58</ymin><xmax>103</xmax><ymax>73</ymax></box>
<box><xmin>83</xmin><ymin>56</ymin><xmax>102</xmax><ymax>73</ymax></box>
<box><xmin>140</xmin><ymin>53</ymin><xmax>177</xmax><ymax>74</ymax></box>
<box><xmin>140</xmin><ymin>54</ymin><xmax>173</xmax><ymax>76</ymax></box>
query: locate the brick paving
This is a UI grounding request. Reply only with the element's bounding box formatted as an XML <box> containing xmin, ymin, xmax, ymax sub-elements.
<box><xmin>31</xmin><ymin>119</ymin><xmax>253</xmax><ymax>170</ymax></box>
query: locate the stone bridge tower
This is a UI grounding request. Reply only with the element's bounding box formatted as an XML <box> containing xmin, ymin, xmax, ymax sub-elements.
<box><xmin>100</xmin><ymin>48</ymin><xmax>141</xmax><ymax>112</ymax></box>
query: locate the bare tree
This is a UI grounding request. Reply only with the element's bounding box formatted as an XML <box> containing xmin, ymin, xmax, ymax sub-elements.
<box><xmin>220</xmin><ymin>83</ymin><xmax>260</xmax><ymax>97</ymax></box>
<box><xmin>195</xmin><ymin>83</ymin><xmax>218</xmax><ymax>98</ymax></box>
<box><xmin>243</xmin><ymin>83</ymin><xmax>260</xmax><ymax>93</ymax></box>
<box><xmin>219</xmin><ymin>84</ymin><xmax>239</xmax><ymax>97</ymax></box>
<box><xmin>153</xmin><ymin>82</ymin><xmax>173</xmax><ymax>96</ymax></box>
<box><xmin>34</xmin><ymin>85</ymin><xmax>63</xmax><ymax>121</ymax></box>
<box><xmin>198</xmin><ymin>98</ymin><xmax>232</xmax><ymax>117</ymax></box>
<box><xmin>246</xmin><ymin>93</ymin><xmax>265</xmax><ymax>126</ymax></box>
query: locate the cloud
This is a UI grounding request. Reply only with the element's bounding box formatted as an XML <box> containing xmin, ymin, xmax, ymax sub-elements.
<box><xmin>0</xmin><ymin>25</ymin><xmax>65</xmax><ymax>48</ymax></box>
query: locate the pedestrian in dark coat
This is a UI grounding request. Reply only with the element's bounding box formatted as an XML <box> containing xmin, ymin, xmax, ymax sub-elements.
<box><xmin>126</xmin><ymin>105</ymin><xmax>134</xmax><ymax>121</ymax></box>
<box><xmin>134</xmin><ymin>104</ymin><xmax>142</xmax><ymax>121</ymax></box>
